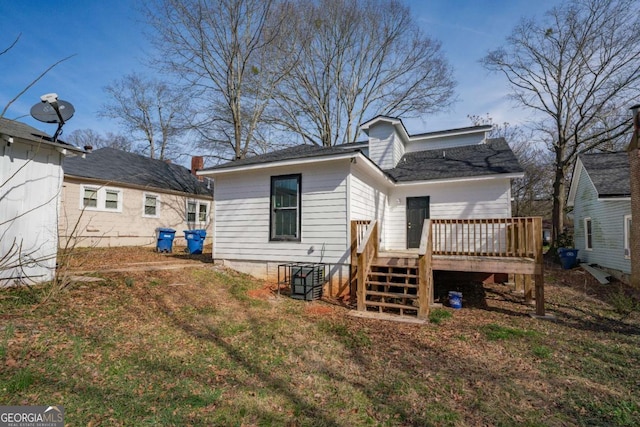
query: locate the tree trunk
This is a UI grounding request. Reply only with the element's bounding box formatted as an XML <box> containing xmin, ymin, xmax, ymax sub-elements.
<box><xmin>551</xmin><ymin>147</ymin><xmax>566</xmax><ymax>246</ymax></box>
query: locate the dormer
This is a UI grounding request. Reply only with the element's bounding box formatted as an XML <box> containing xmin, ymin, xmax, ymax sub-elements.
<box><xmin>359</xmin><ymin>116</ymin><xmax>409</xmax><ymax>169</ymax></box>
<box><xmin>360</xmin><ymin>115</ymin><xmax>493</xmax><ymax>169</ymax></box>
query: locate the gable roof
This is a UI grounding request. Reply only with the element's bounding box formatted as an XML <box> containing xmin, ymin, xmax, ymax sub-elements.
<box><xmin>579</xmin><ymin>151</ymin><xmax>630</xmax><ymax>197</ymax></box>
<box><xmin>63</xmin><ymin>147</ymin><xmax>212</xmax><ymax>196</ymax></box>
<box><xmin>0</xmin><ymin>117</ymin><xmax>84</xmax><ymax>154</ymax></box>
<box><xmin>384</xmin><ymin>138</ymin><xmax>522</xmax><ymax>182</ymax></box>
<box><xmin>200</xmin><ymin>143</ymin><xmax>365</xmax><ymax>172</ymax></box>
<box><xmin>199</xmin><ymin>138</ymin><xmax>522</xmax><ymax>183</ymax></box>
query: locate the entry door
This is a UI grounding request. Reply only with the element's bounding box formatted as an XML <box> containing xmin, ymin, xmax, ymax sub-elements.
<box><xmin>406</xmin><ymin>196</ymin><xmax>430</xmax><ymax>249</ymax></box>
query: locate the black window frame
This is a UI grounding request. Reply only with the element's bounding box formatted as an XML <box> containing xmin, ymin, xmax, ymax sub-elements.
<box><xmin>270</xmin><ymin>174</ymin><xmax>301</xmax><ymax>242</ymax></box>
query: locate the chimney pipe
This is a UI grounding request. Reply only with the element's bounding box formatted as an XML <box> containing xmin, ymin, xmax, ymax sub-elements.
<box><xmin>631</xmin><ymin>104</ymin><xmax>640</xmax><ymax>136</ymax></box>
<box><xmin>191</xmin><ymin>156</ymin><xmax>204</xmax><ymax>181</ymax></box>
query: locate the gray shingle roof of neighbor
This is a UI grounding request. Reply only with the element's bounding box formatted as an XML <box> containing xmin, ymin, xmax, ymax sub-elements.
<box><xmin>63</xmin><ymin>147</ymin><xmax>212</xmax><ymax>196</ymax></box>
<box><xmin>201</xmin><ymin>138</ymin><xmax>522</xmax><ymax>182</ymax></box>
<box><xmin>0</xmin><ymin>117</ymin><xmax>83</xmax><ymax>152</ymax></box>
<box><xmin>579</xmin><ymin>151</ymin><xmax>630</xmax><ymax>197</ymax></box>
<box><xmin>384</xmin><ymin>138</ymin><xmax>523</xmax><ymax>181</ymax></box>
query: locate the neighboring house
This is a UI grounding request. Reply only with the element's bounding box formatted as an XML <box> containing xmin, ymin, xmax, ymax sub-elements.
<box><xmin>1</xmin><ymin>118</ymin><xmax>85</xmax><ymax>286</ymax></box>
<box><xmin>198</xmin><ymin>116</ymin><xmax>524</xmax><ymax>293</ymax></box>
<box><xmin>60</xmin><ymin>148</ymin><xmax>213</xmax><ymax>248</ymax></box>
<box><xmin>567</xmin><ymin>152</ymin><xmax>631</xmax><ymax>281</ymax></box>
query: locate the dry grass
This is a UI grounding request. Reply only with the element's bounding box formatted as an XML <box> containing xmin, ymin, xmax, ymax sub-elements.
<box><xmin>1</xmin><ymin>249</ymin><xmax>639</xmax><ymax>426</ymax></box>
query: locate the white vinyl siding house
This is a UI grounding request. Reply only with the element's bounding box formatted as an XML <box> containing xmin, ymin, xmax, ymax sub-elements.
<box><xmin>200</xmin><ymin>116</ymin><xmax>523</xmax><ymax>293</ymax></box>
<box><xmin>568</xmin><ymin>153</ymin><xmax>631</xmax><ymax>280</ymax></box>
<box><xmin>1</xmin><ymin>118</ymin><xmax>85</xmax><ymax>286</ymax></box>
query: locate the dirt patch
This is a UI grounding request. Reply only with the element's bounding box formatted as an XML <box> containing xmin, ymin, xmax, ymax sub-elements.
<box><xmin>247</xmin><ymin>284</ymin><xmax>276</xmax><ymax>300</ymax></box>
<box><xmin>304</xmin><ymin>304</ymin><xmax>334</xmax><ymax>316</ymax></box>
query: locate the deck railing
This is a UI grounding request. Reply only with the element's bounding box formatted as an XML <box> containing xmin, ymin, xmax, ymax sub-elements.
<box><xmin>356</xmin><ymin>220</ymin><xmax>378</xmax><ymax>312</ymax></box>
<box><xmin>430</xmin><ymin>217</ymin><xmax>540</xmax><ymax>258</ymax></box>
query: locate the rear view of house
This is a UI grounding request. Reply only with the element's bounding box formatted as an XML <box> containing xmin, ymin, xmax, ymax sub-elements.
<box><xmin>199</xmin><ymin>116</ymin><xmax>526</xmax><ymax>300</ymax></box>
<box><xmin>60</xmin><ymin>148</ymin><xmax>213</xmax><ymax>249</ymax></box>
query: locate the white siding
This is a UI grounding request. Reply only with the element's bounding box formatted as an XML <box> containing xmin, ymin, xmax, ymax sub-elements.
<box><xmin>1</xmin><ymin>141</ymin><xmax>64</xmax><ymax>285</ymax></box>
<box><xmin>367</xmin><ymin>122</ymin><xmax>404</xmax><ymax>169</ymax></box>
<box><xmin>405</xmin><ymin>133</ymin><xmax>484</xmax><ymax>153</ymax></box>
<box><xmin>214</xmin><ymin>161</ymin><xmax>350</xmax><ymax>265</ymax></box>
<box><xmin>572</xmin><ymin>164</ymin><xmax>631</xmax><ymax>274</ymax></box>
<box><xmin>384</xmin><ymin>178</ymin><xmax>512</xmax><ymax>250</ymax></box>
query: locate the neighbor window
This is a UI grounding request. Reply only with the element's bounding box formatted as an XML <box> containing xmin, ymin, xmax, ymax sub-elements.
<box><xmin>186</xmin><ymin>200</ymin><xmax>209</xmax><ymax>223</ymax></box>
<box><xmin>624</xmin><ymin>215</ymin><xmax>632</xmax><ymax>259</ymax></box>
<box><xmin>105</xmin><ymin>190</ymin><xmax>119</xmax><ymax>210</ymax></box>
<box><xmin>80</xmin><ymin>185</ymin><xmax>122</xmax><ymax>212</ymax></box>
<box><xmin>270</xmin><ymin>174</ymin><xmax>301</xmax><ymax>241</ymax></box>
<box><xmin>584</xmin><ymin>217</ymin><xmax>593</xmax><ymax>250</ymax></box>
<box><xmin>83</xmin><ymin>187</ymin><xmax>98</xmax><ymax>208</ymax></box>
<box><xmin>143</xmin><ymin>194</ymin><xmax>159</xmax><ymax>217</ymax></box>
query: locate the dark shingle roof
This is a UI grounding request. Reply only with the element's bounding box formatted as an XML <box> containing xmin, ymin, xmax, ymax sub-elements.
<box><xmin>63</xmin><ymin>147</ymin><xmax>212</xmax><ymax>196</ymax></box>
<box><xmin>0</xmin><ymin>117</ymin><xmax>82</xmax><ymax>151</ymax></box>
<box><xmin>200</xmin><ymin>143</ymin><xmax>364</xmax><ymax>171</ymax></box>
<box><xmin>384</xmin><ymin>138</ymin><xmax>523</xmax><ymax>181</ymax></box>
<box><xmin>201</xmin><ymin>138</ymin><xmax>522</xmax><ymax>182</ymax></box>
<box><xmin>580</xmin><ymin>151</ymin><xmax>630</xmax><ymax>197</ymax></box>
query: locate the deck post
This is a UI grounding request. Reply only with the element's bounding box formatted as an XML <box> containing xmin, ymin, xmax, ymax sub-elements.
<box><xmin>350</xmin><ymin>221</ymin><xmax>357</xmax><ymax>302</ymax></box>
<box><xmin>533</xmin><ymin>217</ymin><xmax>545</xmax><ymax>316</ymax></box>
<box><xmin>524</xmin><ymin>275</ymin><xmax>533</xmax><ymax>303</ymax></box>
<box><xmin>417</xmin><ymin>219</ymin><xmax>432</xmax><ymax>319</ymax></box>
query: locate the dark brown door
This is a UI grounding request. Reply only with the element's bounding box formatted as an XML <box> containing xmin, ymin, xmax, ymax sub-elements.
<box><xmin>406</xmin><ymin>196</ymin><xmax>430</xmax><ymax>249</ymax></box>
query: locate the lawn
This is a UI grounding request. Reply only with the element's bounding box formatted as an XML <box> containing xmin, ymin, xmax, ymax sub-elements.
<box><xmin>1</xmin><ymin>248</ymin><xmax>640</xmax><ymax>426</ymax></box>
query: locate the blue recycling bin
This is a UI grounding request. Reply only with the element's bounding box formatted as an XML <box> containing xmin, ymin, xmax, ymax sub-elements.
<box><xmin>156</xmin><ymin>228</ymin><xmax>176</xmax><ymax>253</ymax></box>
<box><xmin>448</xmin><ymin>291</ymin><xmax>463</xmax><ymax>309</ymax></box>
<box><xmin>184</xmin><ymin>229</ymin><xmax>207</xmax><ymax>254</ymax></box>
<box><xmin>558</xmin><ymin>248</ymin><xmax>578</xmax><ymax>269</ymax></box>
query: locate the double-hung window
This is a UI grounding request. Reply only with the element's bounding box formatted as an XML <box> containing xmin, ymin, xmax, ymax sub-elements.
<box><xmin>584</xmin><ymin>217</ymin><xmax>593</xmax><ymax>250</ymax></box>
<box><xmin>143</xmin><ymin>193</ymin><xmax>160</xmax><ymax>218</ymax></box>
<box><xmin>270</xmin><ymin>174</ymin><xmax>301</xmax><ymax>241</ymax></box>
<box><xmin>186</xmin><ymin>200</ymin><xmax>209</xmax><ymax>224</ymax></box>
<box><xmin>80</xmin><ymin>185</ymin><xmax>122</xmax><ymax>212</ymax></box>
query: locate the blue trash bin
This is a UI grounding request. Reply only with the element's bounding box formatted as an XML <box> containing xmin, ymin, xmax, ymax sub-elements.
<box><xmin>184</xmin><ymin>229</ymin><xmax>207</xmax><ymax>254</ymax></box>
<box><xmin>448</xmin><ymin>291</ymin><xmax>463</xmax><ymax>309</ymax></box>
<box><xmin>558</xmin><ymin>248</ymin><xmax>578</xmax><ymax>269</ymax></box>
<box><xmin>156</xmin><ymin>228</ymin><xmax>176</xmax><ymax>253</ymax></box>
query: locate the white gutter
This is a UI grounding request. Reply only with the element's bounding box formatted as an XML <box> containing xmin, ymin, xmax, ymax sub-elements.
<box><xmin>393</xmin><ymin>172</ymin><xmax>524</xmax><ymax>187</ymax></box>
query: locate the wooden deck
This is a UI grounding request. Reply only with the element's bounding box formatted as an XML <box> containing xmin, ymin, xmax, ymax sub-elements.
<box><xmin>351</xmin><ymin>218</ymin><xmax>545</xmax><ymax>320</ymax></box>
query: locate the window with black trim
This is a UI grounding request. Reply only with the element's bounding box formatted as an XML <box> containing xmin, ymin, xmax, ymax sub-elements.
<box><xmin>270</xmin><ymin>174</ymin><xmax>301</xmax><ymax>241</ymax></box>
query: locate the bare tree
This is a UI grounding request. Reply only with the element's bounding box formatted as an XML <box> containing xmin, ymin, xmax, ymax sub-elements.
<box><xmin>144</xmin><ymin>0</ymin><xmax>292</xmax><ymax>161</ymax></box>
<box><xmin>66</xmin><ymin>129</ymin><xmax>134</xmax><ymax>152</ymax></box>
<box><xmin>269</xmin><ymin>0</ymin><xmax>455</xmax><ymax>147</ymax></box>
<box><xmin>100</xmin><ymin>72</ymin><xmax>190</xmax><ymax>160</ymax></box>
<box><xmin>469</xmin><ymin>114</ymin><xmax>553</xmax><ymax>218</ymax></box>
<box><xmin>482</xmin><ymin>0</ymin><xmax>640</xmax><ymax>244</ymax></box>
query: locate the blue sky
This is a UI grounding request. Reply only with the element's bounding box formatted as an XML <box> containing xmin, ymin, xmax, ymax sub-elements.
<box><xmin>1</xmin><ymin>0</ymin><xmax>560</xmax><ymax>141</ymax></box>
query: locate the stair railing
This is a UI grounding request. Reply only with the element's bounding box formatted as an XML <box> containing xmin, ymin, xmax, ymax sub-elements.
<box><xmin>356</xmin><ymin>220</ymin><xmax>378</xmax><ymax>311</ymax></box>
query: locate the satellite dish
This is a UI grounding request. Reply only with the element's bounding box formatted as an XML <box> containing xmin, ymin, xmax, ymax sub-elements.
<box><xmin>29</xmin><ymin>93</ymin><xmax>75</xmax><ymax>142</ymax></box>
<box><xmin>30</xmin><ymin>99</ymin><xmax>75</xmax><ymax>123</ymax></box>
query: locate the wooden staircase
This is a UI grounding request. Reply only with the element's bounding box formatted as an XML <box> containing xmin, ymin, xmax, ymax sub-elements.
<box><xmin>363</xmin><ymin>255</ymin><xmax>421</xmax><ymax>317</ymax></box>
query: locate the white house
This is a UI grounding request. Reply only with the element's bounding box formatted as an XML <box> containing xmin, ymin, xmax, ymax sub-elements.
<box><xmin>0</xmin><ymin>118</ymin><xmax>84</xmax><ymax>287</ymax></box>
<box><xmin>198</xmin><ymin>116</ymin><xmax>524</xmax><ymax>295</ymax></box>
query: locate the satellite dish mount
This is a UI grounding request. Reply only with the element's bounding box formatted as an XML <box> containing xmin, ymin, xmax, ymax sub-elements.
<box><xmin>30</xmin><ymin>93</ymin><xmax>75</xmax><ymax>142</ymax></box>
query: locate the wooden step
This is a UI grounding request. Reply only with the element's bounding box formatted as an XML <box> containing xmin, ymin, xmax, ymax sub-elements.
<box><xmin>373</xmin><ymin>258</ymin><xmax>418</xmax><ymax>268</ymax></box>
<box><xmin>366</xmin><ymin>290</ymin><xmax>418</xmax><ymax>299</ymax></box>
<box><xmin>366</xmin><ymin>280</ymin><xmax>418</xmax><ymax>289</ymax></box>
<box><xmin>364</xmin><ymin>300</ymin><xmax>419</xmax><ymax>311</ymax></box>
<box><xmin>368</xmin><ymin>271</ymin><xmax>418</xmax><ymax>279</ymax></box>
